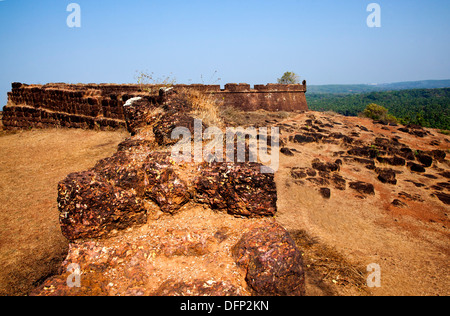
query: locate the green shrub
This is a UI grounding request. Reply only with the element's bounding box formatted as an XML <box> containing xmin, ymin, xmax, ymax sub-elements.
<box><xmin>362</xmin><ymin>103</ymin><xmax>388</xmax><ymax>120</ymax></box>
<box><xmin>361</xmin><ymin>103</ymin><xmax>398</xmax><ymax>124</ymax></box>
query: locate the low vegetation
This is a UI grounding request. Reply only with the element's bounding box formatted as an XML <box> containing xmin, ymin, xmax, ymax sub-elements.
<box><xmin>360</xmin><ymin>103</ymin><xmax>398</xmax><ymax>125</ymax></box>
<box><xmin>184</xmin><ymin>89</ymin><xmax>223</xmax><ymax>128</ymax></box>
<box><xmin>290</xmin><ymin>229</ymin><xmax>369</xmax><ymax>295</ymax></box>
<box><xmin>278</xmin><ymin>71</ymin><xmax>300</xmax><ymax>85</ymax></box>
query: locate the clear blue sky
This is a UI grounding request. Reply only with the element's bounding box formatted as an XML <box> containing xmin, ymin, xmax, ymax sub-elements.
<box><xmin>1</xmin><ymin>0</ymin><xmax>450</xmax><ymax>107</ymax></box>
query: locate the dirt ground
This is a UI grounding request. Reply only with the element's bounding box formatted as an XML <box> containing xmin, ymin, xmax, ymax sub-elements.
<box><xmin>0</xmin><ymin>128</ymin><xmax>128</xmax><ymax>295</ymax></box>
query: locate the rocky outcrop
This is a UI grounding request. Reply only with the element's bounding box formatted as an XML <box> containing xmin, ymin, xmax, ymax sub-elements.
<box><xmin>349</xmin><ymin>181</ymin><xmax>375</xmax><ymax>195</ymax></box>
<box><xmin>232</xmin><ymin>222</ymin><xmax>306</xmax><ymax>296</ymax></box>
<box><xmin>31</xmin><ymin>88</ymin><xmax>305</xmax><ymax>296</ymax></box>
<box><xmin>283</xmin><ymin>114</ymin><xmax>450</xmax><ymax>206</ymax></box>
<box><xmin>57</xmin><ymin>90</ymin><xmax>282</xmax><ymax>241</ymax></box>
<box><xmin>375</xmin><ymin>168</ymin><xmax>398</xmax><ymax>185</ymax></box>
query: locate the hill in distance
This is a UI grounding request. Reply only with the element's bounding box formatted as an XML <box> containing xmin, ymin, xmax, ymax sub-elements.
<box><xmin>308</xmin><ymin>79</ymin><xmax>450</xmax><ymax>94</ymax></box>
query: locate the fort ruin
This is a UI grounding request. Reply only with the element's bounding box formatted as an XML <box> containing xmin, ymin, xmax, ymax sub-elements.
<box><xmin>2</xmin><ymin>81</ymin><xmax>308</xmax><ymax>130</ymax></box>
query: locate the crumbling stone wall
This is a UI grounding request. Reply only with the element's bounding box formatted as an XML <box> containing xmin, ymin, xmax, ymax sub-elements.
<box><xmin>2</xmin><ymin>106</ymin><xmax>126</xmax><ymax>130</ymax></box>
<box><xmin>2</xmin><ymin>81</ymin><xmax>308</xmax><ymax>130</ymax></box>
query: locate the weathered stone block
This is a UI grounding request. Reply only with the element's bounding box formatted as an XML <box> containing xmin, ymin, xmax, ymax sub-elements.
<box><xmin>194</xmin><ymin>162</ymin><xmax>277</xmax><ymax>217</ymax></box>
<box><xmin>143</xmin><ymin>157</ymin><xmax>191</xmax><ymax>214</ymax></box>
<box><xmin>232</xmin><ymin>222</ymin><xmax>305</xmax><ymax>296</ymax></box>
<box><xmin>58</xmin><ymin>171</ymin><xmax>146</xmax><ymax>241</ymax></box>
<box><xmin>349</xmin><ymin>181</ymin><xmax>375</xmax><ymax>195</ymax></box>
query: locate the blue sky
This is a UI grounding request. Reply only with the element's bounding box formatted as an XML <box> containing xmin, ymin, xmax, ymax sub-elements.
<box><xmin>1</xmin><ymin>0</ymin><xmax>450</xmax><ymax>107</ymax></box>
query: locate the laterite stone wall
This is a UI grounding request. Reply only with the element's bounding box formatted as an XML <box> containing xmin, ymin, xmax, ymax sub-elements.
<box><xmin>2</xmin><ymin>81</ymin><xmax>308</xmax><ymax>130</ymax></box>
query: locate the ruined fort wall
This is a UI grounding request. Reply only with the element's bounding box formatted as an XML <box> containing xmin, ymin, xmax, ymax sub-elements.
<box><xmin>2</xmin><ymin>106</ymin><xmax>126</xmax><ymax>130</ymax></box>
<box><xmin>213</xmin><ymin>83</ymin><xmax>308</xmax><ymax>112</ymax></box>
<box><xmin>2</xmin><ymin>82</ymin><xmax>307</xmax><ymax>130</ymax></box>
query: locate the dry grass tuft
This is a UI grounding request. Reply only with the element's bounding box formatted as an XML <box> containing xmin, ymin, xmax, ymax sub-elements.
<box><xmin>184</xmin><ymin>89</ymin><xmax>224</xmax><ymax>128</ymax></box>
<box><xmin>289</xmin><ymin>229</ymin><xmax>370</xmax><ymax>296</ymax></box>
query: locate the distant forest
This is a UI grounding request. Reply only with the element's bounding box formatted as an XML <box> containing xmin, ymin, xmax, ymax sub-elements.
<box><xmin>307</xmin><ymin>79</ymin><xmax>450</xmax><ymax>94</ymax></box>
<box><xmin>306</xmin><ymin>88</ymin><xmax>450</xmax><ymax>131</ymax></box>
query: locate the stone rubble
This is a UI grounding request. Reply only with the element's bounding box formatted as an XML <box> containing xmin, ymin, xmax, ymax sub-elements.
<box><xmin>31</xmin><ymin>88</ymin><xmax>306</xmax><ymax>296</ymax></box>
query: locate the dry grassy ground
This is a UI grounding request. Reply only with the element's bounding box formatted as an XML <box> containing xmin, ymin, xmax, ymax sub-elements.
<box><xmin>0</xmin><ymin>128</ymin><xmax>128</xmax><ymax>295</ymax></box>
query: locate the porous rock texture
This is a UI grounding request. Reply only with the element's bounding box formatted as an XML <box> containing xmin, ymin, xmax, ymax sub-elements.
<box><xmin>232</xmin><ymin>222</ymin><xmax>306</xmax><ymax>296</ymax></box>
<box><xmin>31</xmin><ymin>88</ymin><xmax>305</xmax><ymax>296</ymax></box>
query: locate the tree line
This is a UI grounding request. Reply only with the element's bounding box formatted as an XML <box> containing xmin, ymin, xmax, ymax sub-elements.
<box><xmin>306</xmin><ymin>88</ymin><xmax>450</xmax><ymax>131</ymax></box>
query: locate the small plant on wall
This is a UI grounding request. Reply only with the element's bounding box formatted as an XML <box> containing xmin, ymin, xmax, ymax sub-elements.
<box><xmin>277</xmin><ymin>72</ymin><xmax>300</xmax><ymax>84</ymax></box>
<box><xmin>135</xmin><ymin>71</ymin><xmax>177</xmax><ymax>94</ymax></box>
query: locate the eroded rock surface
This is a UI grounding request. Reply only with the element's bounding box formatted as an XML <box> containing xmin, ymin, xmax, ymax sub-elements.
<box><xmin>232</xmin><ymin>222</ymin><xmax>306</xmax><ymax>296</ymax></box>
<box><xmin>32</xmin><ymin>88</ymin><xmax>305</xmax><ymax>296</ymax></box>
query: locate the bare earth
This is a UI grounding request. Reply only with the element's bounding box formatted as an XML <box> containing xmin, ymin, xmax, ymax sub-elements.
<box><xmin>0</xmin><ymin>128</ymin><xmax>129</xmax><ymax>295</ymax></box>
